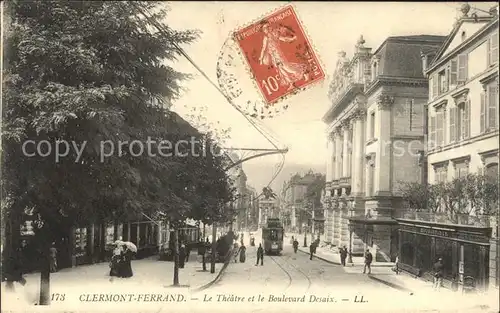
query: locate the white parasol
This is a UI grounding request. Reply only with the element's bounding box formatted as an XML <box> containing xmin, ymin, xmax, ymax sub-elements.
<box><xmin>122</xmin><ymin>241</ymin><xmax>137</xmax><ymax>253</ymax></box>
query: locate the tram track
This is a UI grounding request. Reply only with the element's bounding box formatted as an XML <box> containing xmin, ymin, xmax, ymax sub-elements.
<box><xmin>268</xmin><ymin>253</ymin><xmax>312</xmax><ymax>293</ymax></box>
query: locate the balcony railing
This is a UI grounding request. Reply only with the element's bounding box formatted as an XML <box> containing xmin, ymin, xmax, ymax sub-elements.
<box><xmin>395</xmin><ymin>210</ymin><xmax>494</xmax><ymax>228</ymax></box>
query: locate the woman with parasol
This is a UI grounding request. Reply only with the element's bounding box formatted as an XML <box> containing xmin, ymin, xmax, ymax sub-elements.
<box><xmin>109</xmin><ymin>241</ymin><xmax>124</xmax><ymax>277</ymax></box>
<box><xmin>120</xmin><ymin>241</ymin><xmax>137</xmax><ymax>278</ymax></box>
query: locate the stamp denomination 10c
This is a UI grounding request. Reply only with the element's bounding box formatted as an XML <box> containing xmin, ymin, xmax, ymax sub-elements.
<box><xmin>234</xmin><ymin>5</ymin><xmax>325</xmax><ymax>104</ymax></box>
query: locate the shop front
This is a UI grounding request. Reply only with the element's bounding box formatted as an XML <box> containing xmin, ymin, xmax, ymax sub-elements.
<box><xmin>397</xmin><ymin>220</ymin><xmax>491</xmax><ymax>291</ymax></box>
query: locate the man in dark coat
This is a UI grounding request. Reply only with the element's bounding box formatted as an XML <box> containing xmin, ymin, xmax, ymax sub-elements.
<box><xmin>363</xmin><ymin>249</ymin><xmax>373</xmax><ymax>274</ymax></box>
<box><xmin>309</xmin><ymin>242</ymin><xmax>315</xmax><ymax>260</ymax></box>
<box><xmin>255</xmin><ymin>243</ymin><xmax>264</xmax><ymax>266</ymax></box>
<box><xmin>340</xmin><ymin>246</ymin><xmax>348</xmax><ymax>266</ymax></box>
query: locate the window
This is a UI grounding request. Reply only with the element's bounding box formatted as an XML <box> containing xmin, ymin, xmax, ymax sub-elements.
<box><xmin>487</xmin><ymin>31</ymin><xmax>499</xmax><ymax>66</ymax></box>
<box><xmin>480</xmin><ymin>83</ymin><xmax>499</xmax><ymax>133</ymax></box>
<box><xmin>434</xmin><ymin>107</ymin><xmax>446</xmax><ymax>147</ymax></box>
<box><xmin>434</xmin><ymin>165</ymin><xmax>448</xmax><ymax>183</ymax></box>
<box><xmin>485</xmin><ymin>163</ymin><xmax>498</xmax><ymax>182</ymax></box>
<box><xmin>369</xmin><ymin>111</ymin><xmax>376</xmax><ymax>139</ymax></box>
<box><xmin>432</xmin><ymin>74</ymin><xmax>439</xmax><ymax>99</ymax></box>
<box><xmin>454</xmin><ymin>161</ymin><xmax>469</xmax><ymax>178</ymax></box>
<box><xmin>449</xmin><ymin>101</ymin><xmax>470</xmax><ymax>142</ymax></box>
<box><xmin>457</xmin><ymin>53</ymin><xmax>468</xmax><ymax>83</ymax></box>
<box><xmin>438</xmin><ymin>70</ymin><xmax>448</xmax><ymax>94</ymax></box>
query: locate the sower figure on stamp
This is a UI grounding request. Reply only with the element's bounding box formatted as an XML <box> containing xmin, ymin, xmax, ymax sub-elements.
<box><xmin>255</xmin><ymin>243</ymin><xmax>264</xmax><ymax>266</ymax></box>
<box><xmin>258</xmin><ymin>20</ymin><xmax>309</xmax><ymax>91</ymax></box>
<box><xmin>363</xmin><ymin>249</ymin><xmax>373</xmax><ymax>274</ymax></box>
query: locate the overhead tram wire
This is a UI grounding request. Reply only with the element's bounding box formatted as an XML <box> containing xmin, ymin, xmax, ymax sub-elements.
<box><xmin>131</xmin><ymin>2</ymin><xmax>285</xmax><ymax>153</ymax></box>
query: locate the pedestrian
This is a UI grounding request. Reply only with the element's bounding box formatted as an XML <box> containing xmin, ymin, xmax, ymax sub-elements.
<box><xmin>239</xmin><ymin>244</ymin><xmax>246</xmax><ymax>263</ymax></box>
<box><xmin>179</xmin><ymin>243</ymin><xmax>186</xmax><ymax>269</ymax></box>
<box><xmin>121</xmin><ymin>246</ymin><xmax>134</xmax><ymax>278</ymax></box>
<box><xmin>290</xmin><ymin>236</ymin><xmax>294</xmax><ymax>245</ymax></box>
<box><xmin>433</xmin><ymin>258</ymin><xmax>444</xmax><ymax>291</ymax></box>
<box><xmin>393</xmin><ymin>254</ymin><xmax>400</xmax><ymax>275</ymax></box>
<box><xmin>340</xmin><ymin>246</ymin><xmax>348</xmax><ymax>266</ymax></box>
<box><xmin>185</xmin><ymin>244</ymin><xmax>191</xmax><ymax>263</ymax></box>
<box><xmin>309</xmin><ymin>242</ymin><xmax>315</xmax><ymax>260</ymax></box>
<box><xmin>49</xmin><ymin>242</ymin><xmax>58</xmax><ymax>273</ymax></box>
<box><xmin>293</xmin><ymin>239</ymin><xmax>298</xmax><ymax>253</ymax></box>
<box><xmin>109</xmin><ymin>244</ymin><xmax>123</xmax><ymax>277</ymax></box>
<box><xmin>363</xmin><ymin>249</ymin><xmax>372</xmax><ymax>274</ymax></box>
<box><xmin>256</xmin><ymin>243</ymin><xmax>264</xmax><ymax>266</ymax></box>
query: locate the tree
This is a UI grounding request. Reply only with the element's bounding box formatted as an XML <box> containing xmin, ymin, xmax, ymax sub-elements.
<box><xmin>2</xmin><ymin>1</ymin><xmax>198</xmax><ymax>303</ymax></box>
<box><xmin>399</xmin><ymin>181</ymin><xmax>440</xmax><ymax>212</ymax></box>
<box><xmin>399</xmin><ymin>174</ymin><xmax>499</xmax><ymax>223</ymax></box>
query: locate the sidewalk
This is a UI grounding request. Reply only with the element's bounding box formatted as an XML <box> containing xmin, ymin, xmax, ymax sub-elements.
<box><xmin>369</xmin><ymin>271</ymin><xmax>499</xmax><ymax>312</ymax></box>
<box><xmin>1</xmin><ymin>251</ymin><xmax>225</xmax><ymax>309</ymax></box>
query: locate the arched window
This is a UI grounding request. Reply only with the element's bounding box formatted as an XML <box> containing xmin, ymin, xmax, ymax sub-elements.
<box><xmin>485</xmin><ymin>163</ymin><xmax>499</xmax><ymax>182</ymax></box>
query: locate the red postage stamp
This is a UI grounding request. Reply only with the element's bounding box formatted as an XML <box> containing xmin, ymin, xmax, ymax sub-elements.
<box><xmin>234</xmin><ymin>5</ymin><xmax>325</xmax><ymax>104</ymax></box>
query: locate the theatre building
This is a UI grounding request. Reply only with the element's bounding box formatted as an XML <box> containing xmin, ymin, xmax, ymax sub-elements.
<box><xmin>323</xmin><ymin>34</ymin><xmax>446</xmax><ymax>261</ymax></box>
<box><xmin>397</xmin><ymin>6</ymin><xmax>499</xmax><ymax>291</ymax></box>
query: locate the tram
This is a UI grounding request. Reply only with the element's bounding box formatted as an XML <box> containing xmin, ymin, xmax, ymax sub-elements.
<box><xmin>262</xmin><ymin>218</ymin><xmax>284</xmax><ymax>255</ymax></box>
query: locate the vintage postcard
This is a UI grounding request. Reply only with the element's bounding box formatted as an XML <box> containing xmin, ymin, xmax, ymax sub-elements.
<box><xmin>1</xmin><ymin>2</ymin><xmax>499</xmax><ymax>313</ymax></box>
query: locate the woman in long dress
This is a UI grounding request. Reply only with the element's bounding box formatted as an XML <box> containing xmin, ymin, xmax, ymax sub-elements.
<box><xmin>239</xmin><ymin>244</ymin><xmax>246</xmax><ymax>263</ymax></box>
<box><xmin>120</xmin><ymin>247</ymin><xmax>134</xmax><ymax>278</ymax></box>
<box><xmin>258</xmin><ymin>21</ymin><xmax>309</xmax><ymax>91</ymax></box>
<box><xmin>178</xmin><ymin>244</ymin><xmax>186</xmax><ymax>269</ymax></box>
<box><xmin>109</xmin><ymin>245</ymin><xmax>123</xmax><ymax>277</ymax></box>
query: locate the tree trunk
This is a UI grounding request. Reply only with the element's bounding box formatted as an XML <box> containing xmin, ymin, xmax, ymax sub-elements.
<box><xmin>38</xmin><ymin>230</ymin><xmax>51</xmax><ymax>305</ymax></box>
<box><xmin>172</xmin><ymin>227</ymin><xmax>179</xmax><ymax>286</ymax></box>
<box><xmin>202</xmin><ymin>224</ymin><xmax>207</xmax><ymax>271</ymax></box>
<box><xmin>210</xmin><ymin>223</ymin><xmax>216</xmax><ymax>274</ymax></box>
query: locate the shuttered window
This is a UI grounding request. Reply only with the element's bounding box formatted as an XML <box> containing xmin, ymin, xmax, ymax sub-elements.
<box><xmin>488</xmin><ymin>84</ymin><xmax>498</xmax><ymax>129</ymax></box>
<box><xmin>463</xmin><ymin>100</ymin><xmax>470</xmax><ymax>139</ymax></box>
<box><xmin>436</xmin><ymin>111</ymin><xmax>444</xmax><ymax>147</ymax></box>
<box><xmin>480</xmin><ymin>93</ymin><xmax>486</xmax><ymax>133</ymax></box>
<box><xmin>449</xmin><ymin>107</ymin><xmax>456</xmax><ymax>143</ymax></box>
<box><xmin>429</xmin><ymin>116</ymin><xmax>436</xmax><ymax>150</ymax></box>
<box><xmin>488</xmin><ymin>32</ymin><xmax>499</xmax><ymax>66</ymax></box>
<box><xmin>457</xmin><ymin>54</ymin><xmax>468</xmax><ymax>82</ymax></box>
<box><xmin>481</xmin><ymin>83</ymin><xmax>499</xmax><ymax>133</ymax></box>
<box><xmin>449</xmin><ymin>59</ymin><xmax>458</xmax><ymax>87</ymax></box>
<box><xmin>432</xmin><ymin>75</ymin><xmax>439</xmax><ymax>99</ymax></box>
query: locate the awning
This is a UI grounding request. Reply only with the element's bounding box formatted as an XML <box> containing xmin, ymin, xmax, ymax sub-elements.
<box><xmin>348</xmin><ymin>217</ymin><xmax>397</xmax><ymax>225</ymax></box>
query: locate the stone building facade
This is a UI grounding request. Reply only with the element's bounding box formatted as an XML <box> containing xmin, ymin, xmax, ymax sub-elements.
<box><xmin>323</xmin><ymin>35</ymin><xmax>446</xmax><ymax>261</ymax></box>
<box><xmin>397</xmin><ymin>7</ymin><xmax>498</xmax><ymax>291</ymax></box>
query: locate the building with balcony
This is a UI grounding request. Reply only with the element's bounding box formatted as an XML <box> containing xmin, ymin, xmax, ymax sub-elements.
<box><xmin>323</xmin><ymin>34</ymin><xmax>446</xmax><ymax>261</ymax></box>
<box><xmin>396</xmin><ymin>6</ymin><xmax>499</xmax><ymax>291</ymax></box>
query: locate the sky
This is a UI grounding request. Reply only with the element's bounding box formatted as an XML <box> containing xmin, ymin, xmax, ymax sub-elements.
<box><xmin>164</xmin><ymin>1</ymin><xmax>494</xmax><ymax>187</ymax></box>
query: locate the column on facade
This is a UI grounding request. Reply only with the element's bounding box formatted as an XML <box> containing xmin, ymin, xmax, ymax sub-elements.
<box><xmin>326</xmin><ymin>134</ymin><xmax>334</xmax><ymax>183</ymax></box>
<box><xmin>349</xmin><ymin>108</ymin><xmax>366</xmax><ymax>255</ymax></box>
<box><xmin>339</xmin><ymin>203</ymin><xmax>349</xmax><ymax>248</ymax></box>
<box><xmin>333</xmin><ymin>202</ymin><xmax>341</xmax><ymax>246</ymax></box>
<box><xmin>342</xmin><ymin>121</ymin><xmax>350</xmax><ymax>179</ymax></box>
<box><xmin>351</xmin><ymin>109</ymin><xmax>366</xmax><ymax>198</ymax></box>
<box><xmin>334</xmin><ymin>128</ymin><xmax>342</xmax><ymax>180</ymax></box>
<box><xmin>375</xmin><ymin>93</ymin><xmax>393</xmax><ymax>197</ymax></box>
